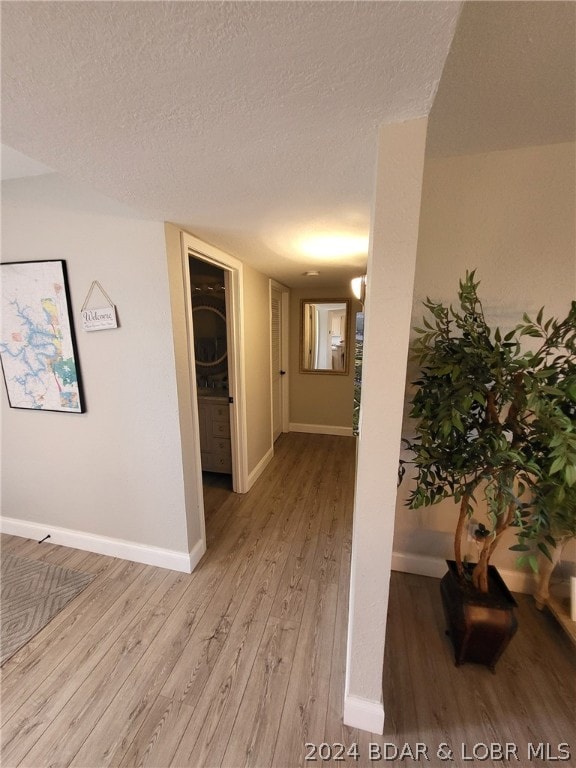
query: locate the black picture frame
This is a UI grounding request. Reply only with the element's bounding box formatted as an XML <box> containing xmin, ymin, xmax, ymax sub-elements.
<box><xmin>0</xmin><ymin>260</ymin><xmax>86</xmax><ymax>412</ymax></box>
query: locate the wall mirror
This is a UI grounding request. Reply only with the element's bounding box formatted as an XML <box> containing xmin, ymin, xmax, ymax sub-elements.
<box><xmin>300</xmin><ymin>299</ymin><xmax>351</xmax><ymax>375</ymax></box>
<box><xmin>192</xmin><ymin>298</ymin><xmax>228</xmax><ymax>374</ymax></box>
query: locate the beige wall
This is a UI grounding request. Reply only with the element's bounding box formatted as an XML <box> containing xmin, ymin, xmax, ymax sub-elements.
<box><xmin>165</xmin><ymin>223</ymin><xmax>204</xmax><ymax>553</ymax></box>
<box><xmin>1</xmin><ymin>176</ymin><xmax>191</xmax><ymax>564</ymax></box>
<box><xmin>166</xmin><ymin>227</ymin><xmax>273</xmax><ymax>484</ymax></box>
<box><xmin>394</xmin><ymin>141</ymin><xmax>576</xmax><ymax>575</ymax></box>
<box><xmin>1</xmin><ymin>187</ymin><xmax>275</xmax><ymax>567</ymax></box>
<box><xmin>289</xmin><ymin>287</ymin><xmax>360</xmax><ymax>432</ymax></box>
<box><xmin>243</xmin><ymin>263</ymin><xmax>273</xmax><ymax>472</ymax></box>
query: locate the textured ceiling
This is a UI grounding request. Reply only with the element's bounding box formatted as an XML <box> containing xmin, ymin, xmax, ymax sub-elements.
<box><xmin>1</xmin><ymin>1</ymin><xmax>461</xmax><ymax>286</ymax></box>
<box><xmin>1</xmin><ymin>145</ymin><xmax>54</xmax><ymax>180</ymax></box>
<box><xmin>2</xmin><ymin>2</ymin><xmax>574</xmax><ymax>287</ymax></box>
<box><xmin>427</xmin><ymin>1</ymin><xmax>576</xmax><ymax>156</ymax></box>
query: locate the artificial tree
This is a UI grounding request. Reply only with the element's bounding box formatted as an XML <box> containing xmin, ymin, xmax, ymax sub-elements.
<box><xmin>400</xmin><ymin>272</ymin><xmax>576</xmax><ymax>594</ymax></box>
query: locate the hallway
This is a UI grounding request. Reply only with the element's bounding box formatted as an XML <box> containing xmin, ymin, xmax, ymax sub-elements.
<box><xmin>2</xmin><ymin>432</ymin><xmax>574</xmax><ymax>767</ymax></box>
<box><xmin>1</xmin><ymin>433</ymin><xmax>359</xmax><ymax>767</ymax></box>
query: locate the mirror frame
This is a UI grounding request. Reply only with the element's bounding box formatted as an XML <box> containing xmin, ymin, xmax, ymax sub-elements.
<box><xmin>299</xmin><ymin>298</ymin><xmax>351</xmax><ymax>375</ymax></box>
<box><xmin>191</xmin><ymin>295</ymin><xmax>229</xmax><ymax>374</ymax></box>
<box><xmin>192</xmin><ymin>305</ymin><xmax>228</xmax><ymax>367</ymax></box>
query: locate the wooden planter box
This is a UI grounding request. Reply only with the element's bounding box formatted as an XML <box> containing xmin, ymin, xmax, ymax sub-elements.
<box><xmin>440</xmin><ymin>560</ymin><xmax>518</xmax><ymax>672</ymax></box>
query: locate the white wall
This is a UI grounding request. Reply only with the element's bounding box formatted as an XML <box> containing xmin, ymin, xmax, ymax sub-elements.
<box><xmin>344</xmin><ymin>118</ymin><xmax>428</xmax><ymax>734</ymax></box>
<box><xmin>394</xmin><ymin>141</ymin><xmax>576</xmax><ymax>583</ymax></box>
<box><xmin>1</xmin><ymin>174</ymin><xmax>191</xmax><ymax>569</ymax></box>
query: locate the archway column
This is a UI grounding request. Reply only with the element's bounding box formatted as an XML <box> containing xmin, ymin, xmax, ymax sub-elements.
<box><xmin>344</xmin><ymin>117</ymin><xmax>428</xmax><ymax>734</ymax></box>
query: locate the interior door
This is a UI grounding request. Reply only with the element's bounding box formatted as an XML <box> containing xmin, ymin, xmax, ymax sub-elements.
<box><xmin>271</xmin><ymin>287</ymin><xmax>283</xmax><ymax>442</ymax></box>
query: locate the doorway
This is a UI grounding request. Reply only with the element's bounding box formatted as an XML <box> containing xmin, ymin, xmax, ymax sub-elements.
<box><xmin>189</xmin><ymin>257</ymin><xmax>234</xmax><ymax>496</ymax></box>
<box><xmin>271</xmin><ymin>281</ymin><xmax>289</xmax><ymax>442</ymax></box>
<box><xmin>182</xmin><ymin>233</ymin><xmax>249</xmax><ymax>512</ymax></box>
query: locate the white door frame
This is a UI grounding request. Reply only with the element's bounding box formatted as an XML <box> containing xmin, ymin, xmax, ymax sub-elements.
<box><xmin>182</xmin><ymin>232</ymin><xmax>249</xmax><ymax>495</ymax></box>
<box><xmin>270</xmin><ymin>280</ymin><xmax>290</xmax><ymax>441</ymax></box>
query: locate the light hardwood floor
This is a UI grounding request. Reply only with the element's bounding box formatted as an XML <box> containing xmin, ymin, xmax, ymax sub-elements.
<box><xmin>1</xmin><ymin>432</ymin><xmax>575</xmax><ymax>768</ymax></box>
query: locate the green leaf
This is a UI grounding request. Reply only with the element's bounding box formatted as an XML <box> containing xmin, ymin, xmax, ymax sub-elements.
<box><xmin>472</xmin><ymin>391</ymin><xmax>486</xmax><ymax>406</ymax></box>
<box><xmin>537</xmin><ymin>542</ymin><xmax>553</xmax><ymax>562</ymax></box>
<box><xmin>452</xmin><ymin>411</ymin><xmax>464</xmax><ymax>433</ymax></box>
<box><xmin>564</xmin><ymin>463</ymin><xmax>576</xmax><ymax>487</ymax></box>
<box><xmin>550</xmin><ymin>456</ymin><xmax>566</xmax><ymax>475</ymax></box>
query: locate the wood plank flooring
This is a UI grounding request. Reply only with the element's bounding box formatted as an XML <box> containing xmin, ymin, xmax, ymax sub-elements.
<box><xmin>1</xmin><ymin>432</ymin><xmax>575</xmax><ymax>767</ymax></box>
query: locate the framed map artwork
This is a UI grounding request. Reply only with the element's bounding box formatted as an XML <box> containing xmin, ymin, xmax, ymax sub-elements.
<box><xmin>0</xmin><ymin>260</ymin><xmax>85</xmax><ymax>412</ymax></box>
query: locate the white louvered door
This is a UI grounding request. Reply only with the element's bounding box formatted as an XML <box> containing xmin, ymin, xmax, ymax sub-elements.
<box><xmin>271</xmin><ymin>288</ymin><xmax>283</xmax><ymax>442</ymax></box>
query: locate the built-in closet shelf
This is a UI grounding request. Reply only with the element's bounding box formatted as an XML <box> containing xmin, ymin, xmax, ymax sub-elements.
<box><xmin>198</xmin><ymin>395</ymin><xmax>232</xmax><ymax>474</ymax></box>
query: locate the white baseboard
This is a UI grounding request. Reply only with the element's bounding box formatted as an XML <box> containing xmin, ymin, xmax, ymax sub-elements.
<box><xmin>392</xmin><ymin>552</ymin><xmax>447</xmax><ymax>579</ymax></box>
<box><xmin>392</xmin><ymin>550</ymin><xmax>538</xmax><ymax>595</ymax></box>
<box><xmin>247</xmin><ymin>446</ymin><xmax>274</xmax><ymax>490</ymax></box>
<box><xmin>0</xmin><ymin>516</ymin><xmax>200</xmax><ymax>573</ymax></box>
<box><xmin>188</xmin><ymin>537</ymin><xmax>207</xmax><ymax>572</ymax></box>
<box><xmin>289</xmin><ymin>422</ymin><xmax>354</xmax><ymax>437</ymax></box>
<box><xmin>343</xmin><ymin>694</ymin><xmax>384</xmax><ymax>734</ymax></box>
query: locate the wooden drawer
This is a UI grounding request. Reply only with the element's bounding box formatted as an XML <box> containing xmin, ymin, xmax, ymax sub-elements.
<box><xmin>211</xmin><ymin>403</ymin><xmax>229</xmax><ymax>421</ymax></box>
<box><xmin>211</xmin><ymin>452</ymin><xmax>232</xmax><ymax>473</ymax></box>
<box><xmin>211</xmin><ymin>419</ymin><xmax>230</xmax><ymax>438</ymax></box>
<box><xmin>211</xmin><ymin>436</ymin><xmax>231</xmax><ymax>455</ymax></box>
<box><xmin>198</xmin><ymin>397</ymin><xmax>231</xmax><ymax>474</ymax></box>
<box><xmin>202</xmin><ymin>451</ymin><xmax>232</xmax><ymax>474</ymax></box>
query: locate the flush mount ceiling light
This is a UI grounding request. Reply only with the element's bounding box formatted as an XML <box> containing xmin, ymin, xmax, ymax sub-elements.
<box><xmin>297</xmin><ymin>233</ymin><xmax>369</xmax><ymax>260</ymax></box>
<box><xmin>303</xmin><ymin>270</ymin><xmax>320</xmax><ymax>276</ymax></box>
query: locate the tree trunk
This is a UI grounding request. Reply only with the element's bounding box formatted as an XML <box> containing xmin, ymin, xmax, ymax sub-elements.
<box><xmin>472</xmin><ymin>542</ymin><xmax>490</xmax><ymax>592</ymax></box>
<box><xmin>454</xmin><ymin>493</ymin><xmax>469</xmax><ymax>578</ymax></box>
<box><xmin>472</xmin><ymin>500</ymin><xmax>516</xmax><ymax>593</ymax></box>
